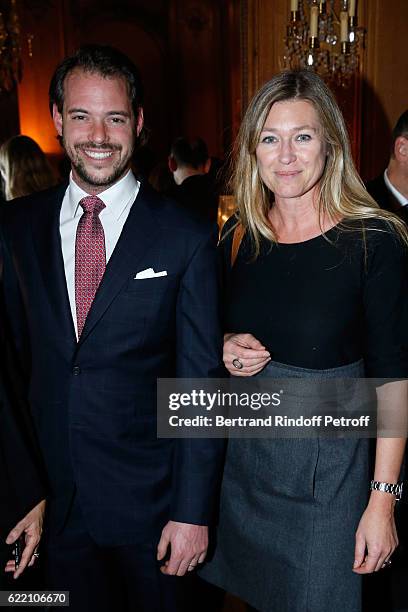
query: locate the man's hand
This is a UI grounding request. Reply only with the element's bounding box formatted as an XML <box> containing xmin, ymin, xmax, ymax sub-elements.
<box><xmin>224</xmin><ymin>332</ymin><xmax>270</xmax><ymax>376</ymax></box>
<box><xmin>4</xmin><ymin>499</ymin><xmax>46</xmax><ymax>579</ymax></box>
<box><xmin>157</xmin><ymin>520</ymin><xmax>208</xmax><ymax>576</ymax></box>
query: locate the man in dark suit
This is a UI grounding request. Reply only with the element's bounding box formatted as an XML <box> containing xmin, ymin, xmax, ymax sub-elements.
<box><xmin>0</xmin><ymin>45</ymin><xmax>223</xmax><ymax>611</ymax></box>
<box><xmin>366</xmin><ymin>110</ymin><xmax>408</xmax><ymax>221</ymax></box>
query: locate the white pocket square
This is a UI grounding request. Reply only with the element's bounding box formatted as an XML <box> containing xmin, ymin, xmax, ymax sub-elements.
<box><xmin>134</xmin><ymin>268</ymin><xmax>168</xmax><ymax>280</ymax></box>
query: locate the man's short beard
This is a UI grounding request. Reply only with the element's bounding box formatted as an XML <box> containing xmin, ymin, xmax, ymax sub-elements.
<box><xmin>72</xmin><ymin>155</ymin><xmax>128</xmax><ymax>188</ymax></box>
<box><xmin>62</xmin><ymin>137</ymin><xmax>134</xmax><ymax>189</ymax></box>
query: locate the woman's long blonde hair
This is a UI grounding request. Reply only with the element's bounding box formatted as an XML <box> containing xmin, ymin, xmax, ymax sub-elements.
<box><xmin>0</xmin><ymin>135</ymin><xmax>56</xmax><ymax>200</ymax></box>
<box><xmin>231</xmin><ymin>69</ymin><xmax>408</xmax><ymax>256</ymax></box>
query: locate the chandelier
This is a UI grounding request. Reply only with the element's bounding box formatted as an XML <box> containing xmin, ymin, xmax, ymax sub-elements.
<box><xmin>0</xmin><ymin>0</ymin><xmax>21</xmax><ymax>92</ymax></box>
<box><xmin>283</xmin><ymin>0</ymin><xmax>365</xmax><ymax>87</ymax></box>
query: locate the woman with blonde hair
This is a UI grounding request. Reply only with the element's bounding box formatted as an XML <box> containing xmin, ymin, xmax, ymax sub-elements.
<box><xmin>0</xmin><ymin>135</ymin><xmax>56</xmax><ymax>200</ymax></box>
<box><xmin>201</xmin><ymin>69</ymin><xmax>408</xmax><ymax>611</ymax></box>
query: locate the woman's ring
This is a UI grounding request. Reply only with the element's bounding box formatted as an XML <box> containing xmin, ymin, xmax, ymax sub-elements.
<box><xmin>382</xmin><ymin>559</ymin><xmax>392</xmax><ymax>569</ymax></box>
<box><xmin>232</xmin><ymin>358</ymin><xmax>243</xmax><ymax>369</ymax></box>
<box><xmin>33</xmin><ymin>551</ymin><xmax>40</xmax><ymax>558</ymax></box>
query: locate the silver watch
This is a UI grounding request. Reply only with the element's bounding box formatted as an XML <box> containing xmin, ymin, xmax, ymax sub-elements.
<box><xmin>370</xmin><ymin>480</ymin><xmax>403</xmax><ymax>501</ymax></box>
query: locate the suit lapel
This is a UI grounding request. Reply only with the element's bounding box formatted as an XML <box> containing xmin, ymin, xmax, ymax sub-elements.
<box><xmin>30</xmin><ymin>184</ymin><xmax>77</xmax><ymax>350</ymax></box>
<box><xmin>77</xmin><ymin>181</ymin><xmax>160</xmax><ymax>347</ymax></box>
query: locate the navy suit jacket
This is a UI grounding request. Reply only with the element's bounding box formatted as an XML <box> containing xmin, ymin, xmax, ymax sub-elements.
<box><xmin>0</xmin><ymin>180</ymin><xmax>224</xmax><ymax>546</ymax></box>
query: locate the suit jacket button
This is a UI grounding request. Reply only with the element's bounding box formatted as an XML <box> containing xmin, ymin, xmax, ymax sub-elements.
<box><xmin>72</xmin><ymin>366</ymin><xmax>81</xmax><ymax>376</ymax></box>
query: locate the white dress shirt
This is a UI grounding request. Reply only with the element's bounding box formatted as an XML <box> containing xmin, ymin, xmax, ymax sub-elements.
<box><xmin>59</xmin><ymin>169</ymin><xmax>140</xmax><ymax>337</ymax></box>
<box><xmin>384</xmin><ymin>169</ymin><xmax>408</xmax><ymax>207</ymax></box>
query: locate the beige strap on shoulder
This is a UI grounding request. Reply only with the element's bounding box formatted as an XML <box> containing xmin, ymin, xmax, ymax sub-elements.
<box><xmin>231</xmin><ymin>223</ymin><xmax>245</xmax><ymax>267</ymax></box>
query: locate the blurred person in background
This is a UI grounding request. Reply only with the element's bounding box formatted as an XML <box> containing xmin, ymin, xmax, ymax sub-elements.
<box><xmin>367</xmin><ymin>110</ymin><xmax>408</xmax><ymax>221</ymax></box>
<box><xmin>0</xmin><ymin>135</ymin><xmax>56</xmax><ymax>201</ymax></box>
<box><xmin>168</xmin><ymin>136</ymin><xmax>219</xmax><ymax>223</ymax></box>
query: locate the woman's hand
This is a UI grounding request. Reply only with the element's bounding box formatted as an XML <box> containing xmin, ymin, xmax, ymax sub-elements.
<box><xmin>4</xmin><ymin>499</ymin><xmax>46</xmax><ymax>579</ymax></box>
<box><xmin>353</xmin><ymin>492</ymin><xmax>398</xmax><ymax>574</ymax></box>
<box><xmin>223</xmin><ymin>333</ymin><xmax>271</xmax><ymax>376</ymax></box>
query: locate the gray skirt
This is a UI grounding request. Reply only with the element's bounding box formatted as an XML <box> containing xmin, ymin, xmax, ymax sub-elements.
<box><xmin>201</xmin><ymin>359</ymin><xmax>369</xmax><ymax>612</ymax></box>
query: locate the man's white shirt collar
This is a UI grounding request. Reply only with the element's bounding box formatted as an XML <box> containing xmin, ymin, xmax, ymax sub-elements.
<box><xmin>67</xmin><ymin>169</ymin><xmax>140</xmax><ymax>220</ymax></box>
<box><xmin>384</xmin><ymin>169</ymin><xmax>408</xmax><ymax>207</ymax></box>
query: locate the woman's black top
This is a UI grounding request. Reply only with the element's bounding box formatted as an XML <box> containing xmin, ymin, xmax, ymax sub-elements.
<box><xmin>220</xmin><ymin>218</ymin><xmax>408</xmax><ymax>377</ymax></box>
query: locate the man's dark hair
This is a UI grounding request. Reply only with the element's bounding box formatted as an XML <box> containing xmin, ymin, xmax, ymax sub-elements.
<box><xmin>49</xmin><ymin>44</ymin><xmax>144</xmax><ymax>119</ymax></box>
<box><xmin>391</xmin><ymin>109</ymin><xmax>408</xmax><ymax>156</ymax></box>
<box><xmin>170</xmin><ymin>137</ymin><xmax>209</xmax><ymax>169</ymax></box>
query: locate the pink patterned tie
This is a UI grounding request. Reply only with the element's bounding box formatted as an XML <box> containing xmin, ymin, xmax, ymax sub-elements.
<box><xmin>75</xmin><ymin>195</ymin><xmax>106</xmax><ymax>337</ymax></box>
